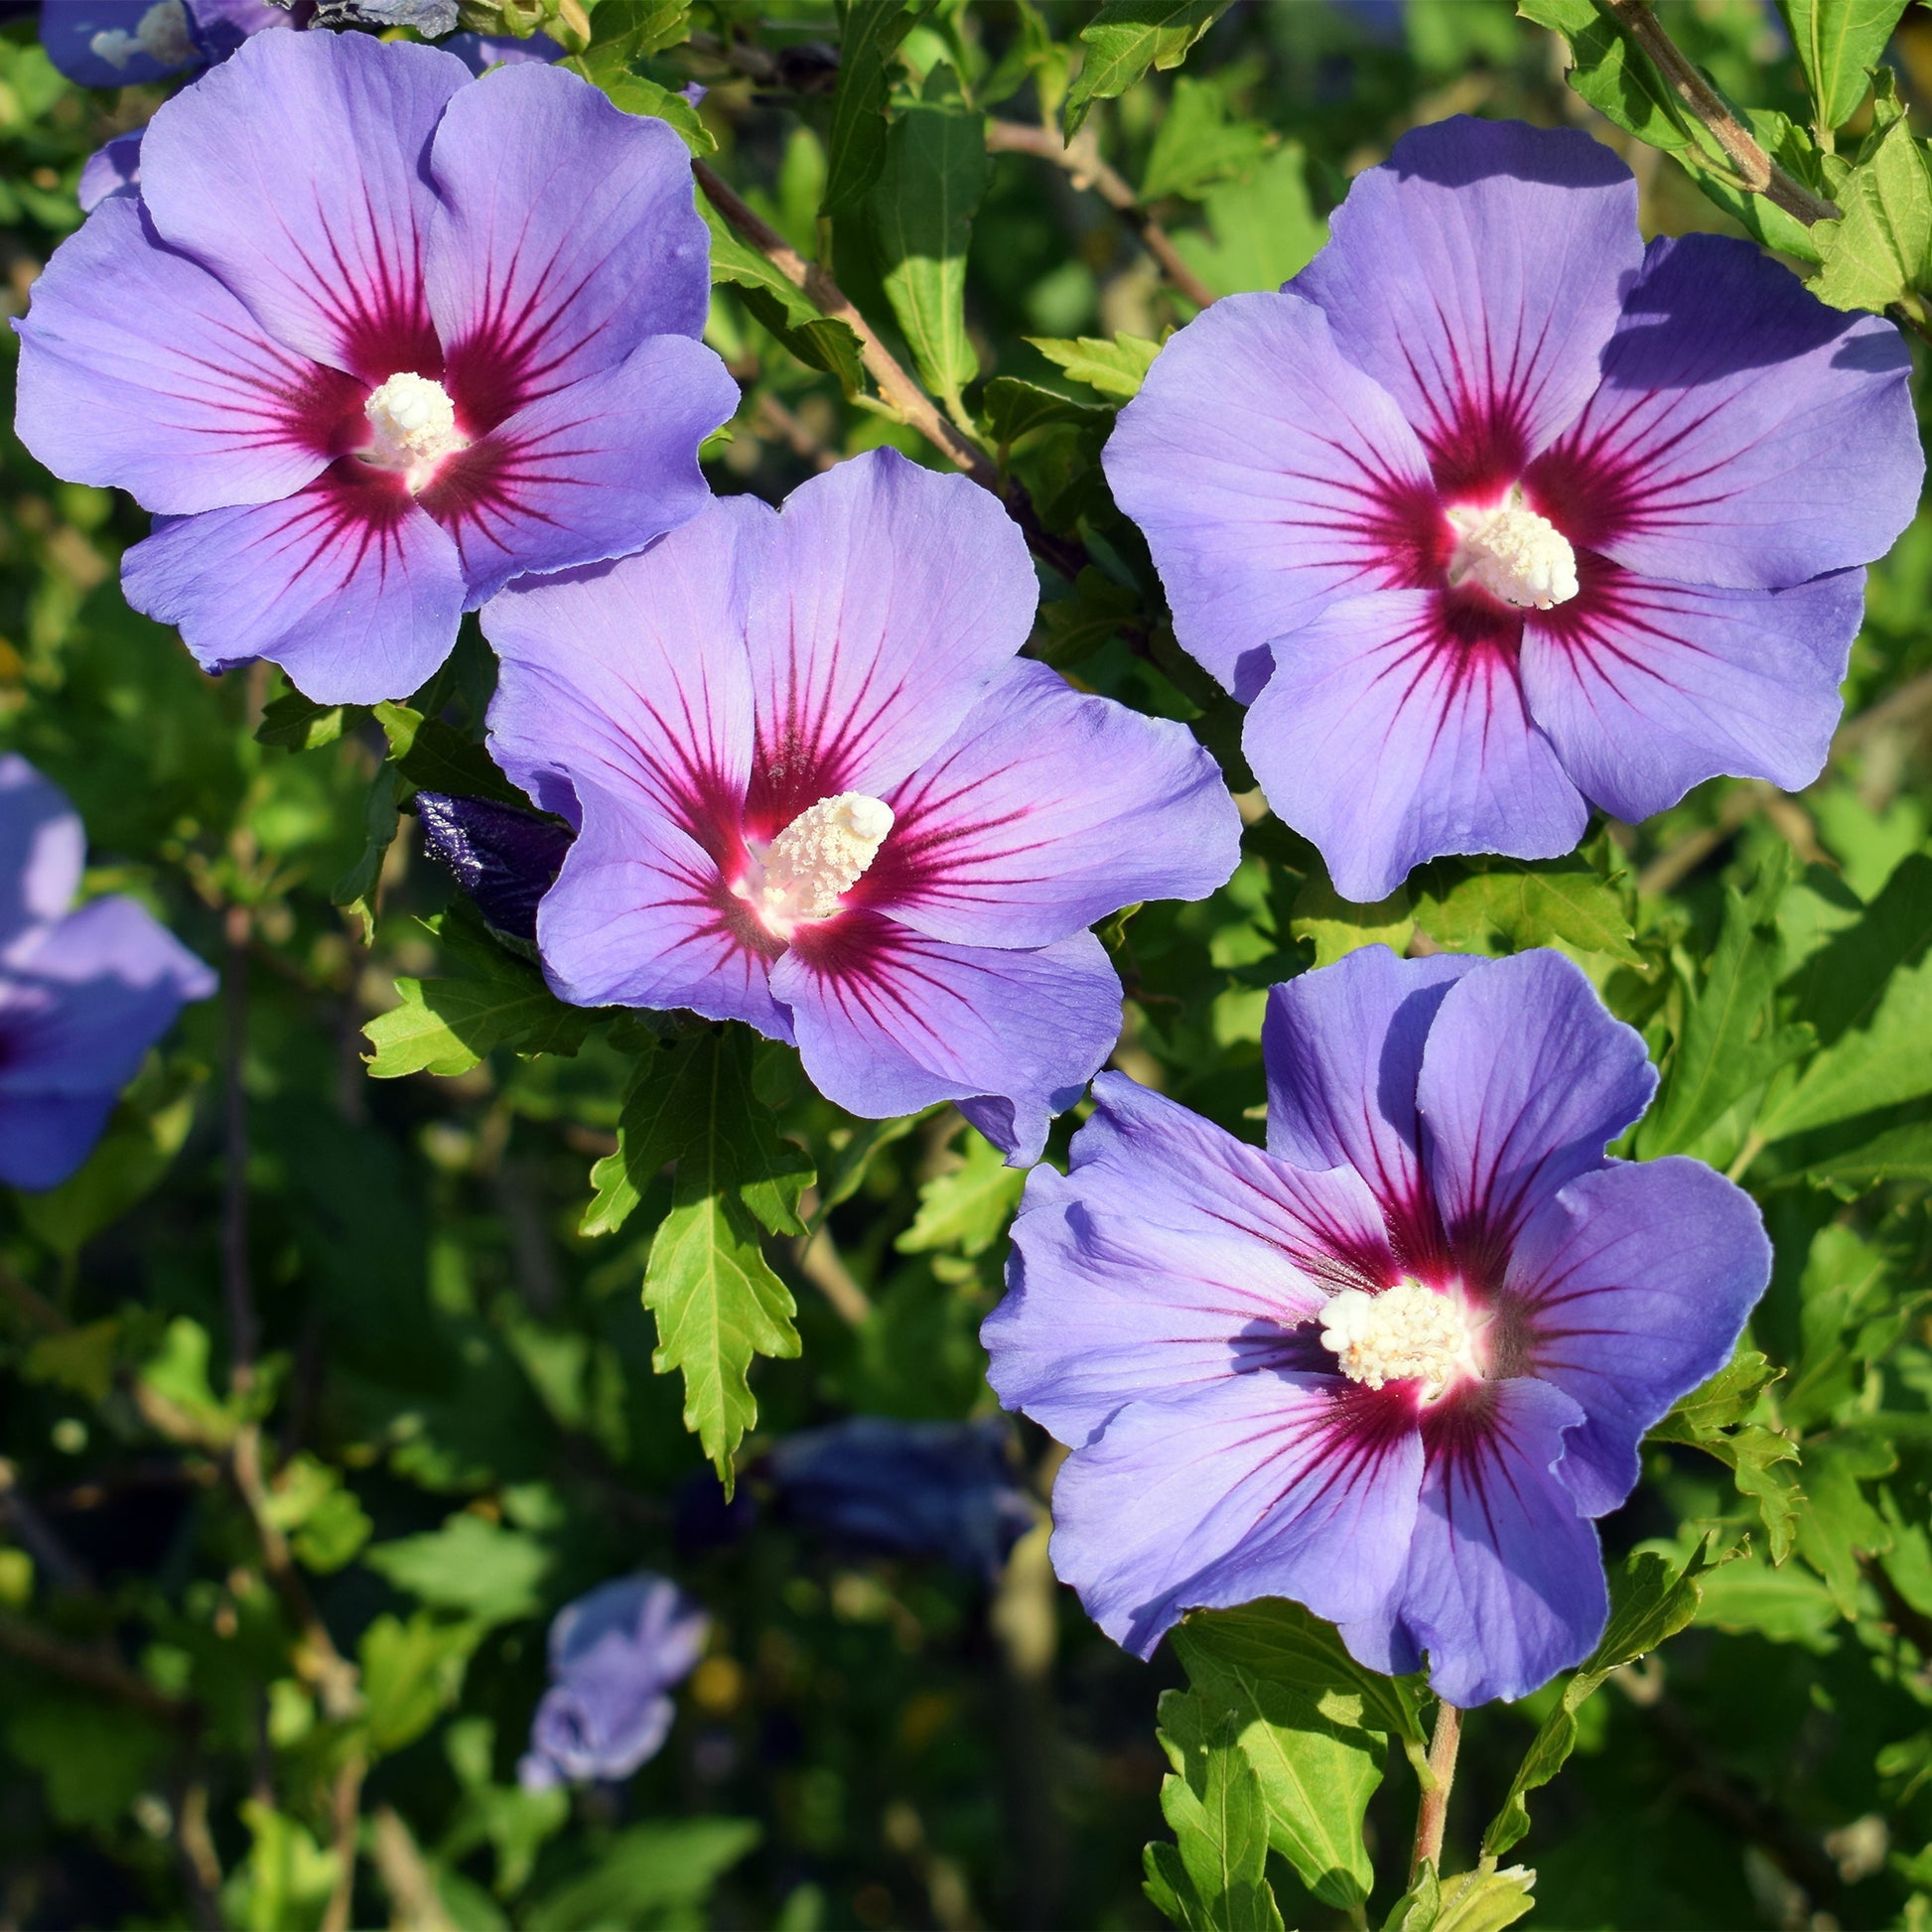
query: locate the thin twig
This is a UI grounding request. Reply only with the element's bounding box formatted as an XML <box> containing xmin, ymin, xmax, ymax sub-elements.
<box><xmin>371</xmin><ymin>1805</ymin><xmax>457</xmax><ymax>1932</ymax></box>
<box><xmin>985</xmin><ymin>119</ymin><xmax>1219</xmax><ymax>311</ymax></box>
<box><xmin>791</xmin><ymin>1224</ymin><xmax>873</xmax><ymax>1325</ymax></box>
<box><xmin>320</xmin><ymin>1752</ymin><xmax>367</xmax><ymax>1932</ymax></box>
<box><xmin>1599</xmin><ymin>1</ymin><xmax>1839</xmax><ymax>224</ymax></box>
<box><xmin>0</xmin><ymin>1604</ymin><xmax>199</xmax><ymax>1728</ymax></box>
<box><xmin>1832</xmin><ymin>664</ymin><xmax>1932</xmax><ymax>759</ymax></box>
<box><xmin>1410</xmin><ymin>1699</ymin><xmax>1463</xmax><ymax>1880</ymax></box>
<box><xmin>756</xmin><ymin>391</ymin><xmax>840</xmax><ymax>471</ymax></box>
<box><xmin>174</xmin><ymin>1773</ymin><xmax>227</xmax><ymax>1932</ymax></box>
<box><xmin>222</xmin><ymin>901</ymin><xmax>257</xmax><ymax>1387</ymax></box>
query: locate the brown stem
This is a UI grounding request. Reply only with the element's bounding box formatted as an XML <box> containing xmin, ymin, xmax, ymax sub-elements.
<box><xmin>1599</xmin><ymin>1</ymin><xmax>1840</xmax><ymax>223</ymax></box>
<box><xmin>222</xmin><ymin>900</ymin><xmax>257</xmax><ymax>1388</ymax></box>
<box><xmin>1411</xmin><ymin>1699</ymin><xmax>1463</xmax><ymax>1880</ymax></box>
<box><xmin>319</xmin><ymin>1751</ymin><xmax>367</xmax><ymax>1932</ymax></box>
<box><xmin>985</xmin><ymin>118</ymin><xmax>1219</xmax><ymax>311</ymax></box>
<box><xmin>370</xmin><ymin>1805</ymin><xmax>457</xmax><ymax>1932</ymax></box>
<box><xmin>791</xmin><ymin>1223</ymin><xmax>873</xmax><ymax>1325</ymax></box>
<box><xmin>174</xmin><ymin>1774</ymin><xmax>227</xmax><ymax>1932</ymax></box>
<box><xmin>0</xmin><ymin>1604</ymin><xmax>199</xmax><ymax>1728</ymax></box>
<box><xmin>755</xmin><ymin>391</ymin><xmax>839</xmax><ymax>472</ymax></box>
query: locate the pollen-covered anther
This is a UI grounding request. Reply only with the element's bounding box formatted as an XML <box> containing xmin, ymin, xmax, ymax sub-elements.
<box><xmin>1446</xmin><ymin>487</ymin><xmax>1579</xmax><ymax>611</ymax></box>
<box><xmin>361</xmin><ymin>372</ymin><xmax>469</xmax><ymax>490</ymax></box>
<box><xmin>91</xmin><ymin>0</ymin><xmax>198</xmax><ymax>70</ymax></box>
<box><xmin>752</xmin><ymin>792</ymin><xmax>895</xmax><ymax>932</ymax></box>
<box><xmin>1318</xmin><ymin>1279</ymin><xmax>1474</xmax><ymax>1397</ymax></box>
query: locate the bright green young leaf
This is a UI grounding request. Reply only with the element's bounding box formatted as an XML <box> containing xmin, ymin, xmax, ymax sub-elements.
<box><xmin>1431</xmin><ymin>1866</ymin><xmax>1537</xmax><ymax>1932</ymax></box>
<box><xmin>222</xmin><ymin>1801</ymin><xmax>341</xmax><ymax>1932</ymax></box>
<box><xmin>1411</xmin><ymin>851</ymin><xmax>1639</xmax><ymax>963</ymax></box>
<box><xmin>140</xmin><ymin>1316</ymin><xmax>237</xmax><ymax>1449</ymax></box>
<box><xmin>1174</xmin><ymin>144</ymin><xmax>1326</xmax><ymax>296</ymax></box>
<box><xmin>822</xmin><ymin>0</ymin><xmax>920</xmax><ymax>216</ymax></box>
<box><xmin>871</xmin><ymin>98</ymin><xmax>990</xmax><ymax>411</ymax></box>
<box><xmin>1693</xmin><ymin>107</ymin><xmax>1832</xmax><ymax>265</ymax></box>
<box><xmin>1779</xmin><ymin>0</ymin><xmax>1910</xmax><ymax>133</ymax></box>
<box><xmin>1064</xmin><ymin>0</ymin><xmax>1237</xmax><ymax>139</ymax></box>
<box><xmin>1291</xmin><ymin>868</ymin><xmax>1414</xmax><ymax>968</ymax></box>
<box><xmin>529</xmin><ymin>1819</ymin><xmax>761</xmax><ymax>1930</ymax></box>
<box><xmin>1483</xmin><ymin>1542</ymin><xmax>1724</xmax><ymax>1859</ymax></box>
<box><xmin>364</xmin><ymin>963</ymin><xmax>587</xmax><ymax>1079</ymax></box>
<box><xmin>601</xmin><ymin>70</ymin><xmax>715</xmax><ymax>152</ymax></box>
<box><xmin>897</xmin><ymin>1126</ymin><xmax>1027</xmax><ymax>1258</ymax></box>
<box><xmin>364</xmin><ymin>1513</ymin><xmax>553</xmax><ymax>1625</ymax></box>
<box><xmin>1146</xmin><ymin>1697</ymin><xmax>1286</xmax><ymax>1932</ymax></box>
<box><xmin>1141</xmin><ymin>74</ymin><xmax>1270</xmax><ymax>202</ymax></box>
<box><xmin>359</xmin><ymin>1612</ymin><xmax>484</xmax><ymax>1755</ymax></box>
<box><xmin>703</xmin><ymin>201</ymin><xmax>868</xmax><ymax>393</ymax></box>
<box><xmin>1026</xmin><ymin>329</ymin><xmax>1162</xmax><ymax>397</ymax></box>
<box><xmin>1810</xmin><ymin>95</ymin><xmax>1931</xmax><ymax>313</ymax></box>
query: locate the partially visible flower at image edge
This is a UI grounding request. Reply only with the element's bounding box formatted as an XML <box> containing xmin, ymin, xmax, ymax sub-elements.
<box><xmin>0</xmin><ymin>755</ymin><xmax>215</xmax><ymax>1190</ymax></box>
<box><xmin>16</xmin><ymin>27</ymin><xmax>733</xmax><ymax>704</ymax></box>
<box><xmin>1106</xmin><ymin>115</ymin><xmax>1923</xmax><ymax>902</ymax></box>
<box><xmin>981</xmin><ymin>944</ymin><xmax>1771</xmax><ymax>1704</ymax></box>
<box><xmin>480</xmin><ymin>447</ymin><xmax>1244</xmax><ymax>1163</ymax></box>
<box><xmin>518</xmin><ymin>1574</ymin><xmax>709</xmax><ymax>1791</ymax></box>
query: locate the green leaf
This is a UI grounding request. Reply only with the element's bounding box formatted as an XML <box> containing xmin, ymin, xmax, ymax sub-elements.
<box><xmin>704</xmin><ymin>201</ymin><xmax>868</xmax><ymax>393</ymax></box>
<box><xmin>1026</xmin><ymin>329</ymin><xmax>1162</xmax><ymax>398</ymax></box>
<box><xmin>1141</xmin><ymin>75</ymin><xmax>1270</xmax><ymax>202</ymax></box>
<box><xmin>573</xmin><ymin>0</ymin><xmax>691</xmax><ymax>72</ymax></box>
<box><xmin>1482</xmin><ymin>1542</ymin><xmax>1724</xmax><ymax>1859</ymax></box>
<box><xmin>1810</xmin><ymin>92</ymin><xmax>1930</xmax><ymax>312</ymax></box>
<box><xmin>822</xmin><ymin>0</ymin><xmax>919</xmax><ymax>216</ymax></box>
<box><xmin>982</xmin><ymin>376</ymin><xmax>1110</xmax><ymax>446</ymax></box>
<box><xmin>22</xmin><ymin>1318</ymin><xmax>120</xmax><ymax>1405</ymax></box>
<box><xmin>1431</xmin><ymin>1866</ymin><xmax>1537</xmax><ymax>1932</ymax></box>
<box><xmin>1035</xmin><ymin>565</ymin><xmax>1143</xmax><ymax>667</ymax></box>
<box><xmin>1649</xmin><ymin>1353</ymin><xmax>1803</xmax><ymax>1564</ymax></box>
<box><xmin>1796</xmin><ymin>1117</ymin><xmax>1932</xmax><ymax>1193</ymax></box>
<box><xmin>897</xmin><ymin>1125</ymin><xmax>1027</xmax><ymax>1257</ymax></box>
<box><xmin>1381</xmin><ymin>1862</ymin><xmax>1442</xmax><ymax>1932</ymax></box>
<box><xmin>529</xmin><ymin>1820</ymin><xmax>760</xmax><ymax>1931</ymax></box>
<box><xmin>1636</xmin><ymin>849</ymin><xmax>1812</xmax><ymax>1158</ymax></box>
<box><xmin>331</xmin><ymin>762</ymin><xmax>403</xmax><ymax>942</ymax></box>
<box><xmin>1519</xmin><ymin>0</ymin><xmax>1700</xmax><ymax>156</ymax></box>
<box><xmin>1064</xmin><ymin>0</ymin><xmax>1237</xmax><ymax>139</ymax></box>
<box><xmin>5</xmin><ymin>1692</ymin><xmax>167</xmax><ymax>1829</ymax></box>
<box><xmin>371</xmin><ymin>701</ymin><xmax>521</xmax><ymax>807</ymax></box>
<box><xmin>255</xmin><ymin>688</ymin><xmax>347</xmax><ymax>751</ymax></box>
<box><xmin>601</xmin><ymin>70</ymin><xmax>716</xmax><ymax>153</ymax></box>
<box><xmin>1148</xmin><ymin>1699</ymin><xmax>1286</xmax><ymax>1931</ymax></box>
<box><xmin>139</xmin><ymin>1316</ymin><xmax>238</xmax><ymax>1449</ymax></box>
<box><xmin>1793</xmin><ymin>1432</ymin><xmax>1894</xmax><ymax>1614</ymax></box>
<box><xmin>1411</xmin><ymin>850</ymin><xmax>1640</xmax><ymax>964</ymax></box>
<box><xmin>222</xmin><ymin>1801</ymin><xmax>341</xmax><ymax>1932</ymax></box>
<box><xmin>1291</xmin><ymin>868</ymin><xmax>1414</xmax><ymax>969</ymax></box>
<box><xmin>871</xmin><ymin>98</ymin><xmax>990</xmax><ymax>410</ymax></box>
<box><xmin>1696</xmin><ymin>1546</ymin><xmax>1842</xmax><ymax>1649</ymax></box>
<box><xmin>1173</xmin><ymin>144</ymin><xmax>1327</xmax><ymax>297</ymax></box>
<box><xmin>359</xmin><ymin>1612</ymin><xmax>484</xmax><ymax>1755</ymax></box>
<box><xmin>1779</xmin><ymin>0</ymin><xmax>1909</xmax><ymax>132</ymax></box>
<box><xmin>1692</xmin><ymin>108</ymin><xmax>1832</xmax><ymax>265</ymax></box>
<box><xmin>363</xmin><ymin>1513</ymin><xmax>553</xmax><ymax>1626</ymax></box>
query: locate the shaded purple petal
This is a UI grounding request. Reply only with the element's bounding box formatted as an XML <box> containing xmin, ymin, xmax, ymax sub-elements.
<box><xmin>120</xmin><ymin>468</ymin><xmax>468</xmax><ymax>703</ymax></box>
<box><xmin>1049</xmin><ymin>1372</ymin><xmax>1424</xmax><ymax>1659</ymax></box>
<box><xmin>426</xmin><ymin>61</ymin><xmax>711</xmax><ymax>414</ymax></box>
<box><xmin>772</xmin><ymin>921</ymin><xmax>1119</xmax><ymax>1164</ymax></box>
<box><xmin>137</xmin><ymin>30</ymin><xmax>465</xmax><ymax>376</ymax></box>
<box><xmin>442</xmin><ymin>31</ymin><xmax>566</xmax><ymax>75</ymax></box>
<box><xmin>77</xmin><ymin>131</ymin><xmax>143</xmax><ymax>213</ymax></box>
<box><xmin>15</xmin><ymin>197</ymin><xmax>361</xmax><ymax>515</ymax></box>
<box><xmin>0</xmin><ymin>1091</ymin><xmax>122</xmax><ymax>1190</ymax></box>
<box><xmin>867</xmin><ymin>659</ymin><xmax>1241</xmax><ymax>947</ymax></box>
<box><xmin>424</xmin><ymin>334</ymin><xmax>736</xmax><ymax>603</ymax></box>
<box><xmin>1344</xmin><ymin>1375</ymin><xmax>1601</xmax><ymax>1705</ymax></box>
<box><xmin>986</xmin><ymin>1070</ymin><xmax>1395</xmax><ymax>1446</ymax></box>
<box><xmin>743</xmin><ymin>450</ymin><xmax>1036</xmax><ymax>819</ymax></box>
<box><xmin>1294</xmin><ymin>117</ymin><xmax>1640</xmax><ymax>490</ymax></box>
<box><xmin>483</xmin><ymin>495</ymin><xmax>767</xmax><ymax>837</ymax></box>
<box><xmin>1261</xmin><ymin>945</ymin><xmax>1475</xmax><ymax>1272</ymax></box>
<box><xmin>532</xmin><ymin>783</ymin><xmax>787</xmax><ymax>1039</ymax></box>
<box><xmin>1530</xmin><ymin>233</ymin><xmax>1921</xmax><ymax>591</ymax></box>
<box><xmin>1522</xmin><ymin>561</ymin><xmax>1865</xmax><ymax>822</ymax></box>
<box><xmin>1104</xmin><ymin>290</ymin><xmax>1440</xmax><ymax>701</ymax></box>
<box><xmin>417</xmin><ymin>791</ymin><xmax>571</xmax><ymax>944</ymax></box>
<box><xmin>0</xmin><ymin>756</ymin><xmax>83</xmax><ymax>955</ymax></box>
<box><xmin>1504</xmin><ymin>1159</ymin><xmax>1769</xmax><ymax>1516</ymax></box>
<box><xmin>41</xmin><ymin>0</ymin><xmax>203</xmax><ymax>87</ymax></box>
<box><xmin>1243</xmin><ymin>588</ymin><xmax>1587</xmax><ymax>903</ymax></box>
<box><xmin>185</xmin><ymin>0</ymin><xmax>297</xmax><ymax>60</ymax></box>
<box><xmin>1416</xmin><ymin>951</ymin><xmax>1655</xmax><ymax>1276</ymax></box>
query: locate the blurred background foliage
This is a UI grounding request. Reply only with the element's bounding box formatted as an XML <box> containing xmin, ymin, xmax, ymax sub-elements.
<box><xmin>1</xmin><ymin>0</ymin><xmax>1932</xmax><ymax>1927</ymax></box>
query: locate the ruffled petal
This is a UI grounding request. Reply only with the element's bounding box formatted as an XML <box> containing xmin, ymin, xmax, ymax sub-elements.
<box><xmin>865</xmin><ymin>659</ymin><xmax>1241</xmax><ymax>947</ymax></box>
<box><xmin>423</xmin><ymin>334</ymin><xmax>736</xmax><ymax>603</ymax></box>
<box><xmin>1415</xmin><ymin>951</ymin><xmax>1656</xmax><ymax>1276</ymax></box>
<box><xmin>1261</xmin><ymin>945</ymin><xmax>1475</xmax><ymax>1272</ymax></box>
<box><xmin>1529</xmin><ymin>233</ymin><xmax>1921</xmax><ymax>591</ymax></box>
<box><xmin>532</xmin><ymin>781</ymin><xmax>787</xmax><ymax>1039</ymax></box>
<box><xmin>1344</xmin><ymin>1374</ymin><xmax>1602</xmax><ymax>1704</ymax></box>
<box><xmin>771</xmin><ymin>920</ymin><xmax>1120</xmax><ymax>1163</ymax></box>
<box><xmin>1048</xmin><ymin>1372</ymin><xmax>1424</xmax><ymax>1659</ymax></box>
<box><xmin>1503</xmin><ymin>1160</ymin><xmax>1770</xmax><ymax>1516</ymax></box>
<box><xmin>1521</xmin><ymin>560</ymin><xmax>1865</xmax><ymax>822</ymax></box>
<box><xmin>1103</xmin><ymin>290</ymin><xmax>1441</xmax><ymax>701</ymax></box>
<box><xmin>742</xmin><ymin>450</ymin><xmax>1036</xmax><ymax>823</ymax></box>
<box><xmin>483</xmin><ymin>495</ymin><xmax>767</xmax><ymax>838</ymax></box>
<box><xmin>77</xmin><ymin>131</ymin><xmax>143</xmax><ymax>213</ymax></box>
<box><xmin>15</xmin><ymin>197</ymin><xmax>361</xmax><ymax>514</ymax></box>
<box><xmin>136</xmin><ymin>30</ymin><xmax>464</xmax><ymax>377</ymax></box>
<box><xmin>426</xmin><ymin>62</ymin><xmax>711</xmax><ymax>418</ymax></box>
<box><xmin>984</xmin><ymin>1070</ymin><xmax>1398</xmax><ymax>1445</ymax></box>
<box><xmin>120</xmin><ymin>467</ymin><xmax>468</xmax><ymax>704</ymax></box>
<box><xmin>1244</xmin><ymin>588</ymin><xmax>1587</xmax><ymax>904</ymax></box>
<box><xmin>0</xmin><ymin>755</ymin><xmax>83</xmax><ymax>955</ymax></box>
<box><xmin>1294</xmin><ymin>116</ymin><xmax>1640</xmax><ymax>491</ymax></box>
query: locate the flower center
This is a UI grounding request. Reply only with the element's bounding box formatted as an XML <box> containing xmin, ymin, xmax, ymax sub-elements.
<box><xmin>1445</xmin><ymin>487</ymin><xmax>1578</xmax><ymax>611</ymax></box>
<box><xmin>742</xmin><ymin>792</ymin><xmax>894</xmax><ymax>937</ymax></box>
<box><xmin>90</xmin><ymin>0</ymin><xmax>197</xmax><ymax>69</ymax></box>
<box><xmin>361</xmin><ymin>373</ymin><xmax>468</xmax><ymax>491</ymax></box>
<box><xmin>1317</xmin><ymin>1278</ymin><xmax>1474</xmax><ymax>1398</ymax></box>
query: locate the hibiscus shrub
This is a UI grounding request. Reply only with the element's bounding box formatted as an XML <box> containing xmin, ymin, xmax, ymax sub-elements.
<box><xmin>3</xmin><ymin>3</ymin><xmax>1932</xmax><ymax>1929</ymax></box>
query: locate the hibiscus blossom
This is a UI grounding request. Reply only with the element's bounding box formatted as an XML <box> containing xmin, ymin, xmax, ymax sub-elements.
<box><xmin>1</xmin><ymin>756</ymin><xmax>214</xmax><ymax>1190</ymax></box>
<box><xmin>481</xmin><ymin>448</ymin><xmax>1243</xmax><ymax>1162</ymax></box>
<box><xmin>981</xmin><ymin>945</ymin><xmax>1770</xmax><ymax>1704</ymax></box>
<box><xmin>1106</xmin><ymin>116</ymin><xmax>1922</xmax><ymax>902</ymax></box>
<box><xmin>16</xmin><ymin>28</ymin><xmax>733</xmax><ymax>703</ymax></box>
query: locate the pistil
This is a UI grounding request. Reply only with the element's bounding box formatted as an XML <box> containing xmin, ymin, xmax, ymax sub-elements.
<box><xmin>1446</xmin><ymin>486</ymin><xmax>1578</xmax><ymax>611</ymax></box>
<box><xmin>1317</xmin><ymin>1278</ymin><xmax>1475</xmax><ymax>1399</ymax></box>
<box><xmin>740</xmin><ymin>792</ymin><xmax>894</xmax><ymax>938</ymax></box>
<box><xmin>361</xmin><ymin>372</ymin><xmax>468</xmax><ymax>492</ymax></box>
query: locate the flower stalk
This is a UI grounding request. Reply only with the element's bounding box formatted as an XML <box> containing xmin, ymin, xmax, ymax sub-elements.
<box><xmin>1411</xmin><ymin>1699</ymin><xmax>1464</xmax><ymax>1880</ymax></box>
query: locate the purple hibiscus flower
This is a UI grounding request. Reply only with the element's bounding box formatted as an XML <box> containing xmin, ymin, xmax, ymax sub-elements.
<box><xmin>1106</xmin><ymin>116</ymin><xmax>1922</xmax><ymax>903</ymax></box>
<box><xmin>981</xmin><ymin>944</ymin><xmax>1771</xmax><ymax>1704</ymax></box>
<box><xmin>17</xmin><ymin>29</ymin><xmax>734</xmax><ymax>704</ymax></box>
<box><xmin>518</xmin><ymin>1574</ymin><xmax>708</xmax><ymax>1791</ymax></box>
<box><xmin>481</xmin><ymin>448</ymin><xmax>1243</xmax><ymax>1162</ymax></box>
<box><xmin>1</xmin><ymin>756</ymin><xmax>215</xmax><ymax>1190</ymax></box>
